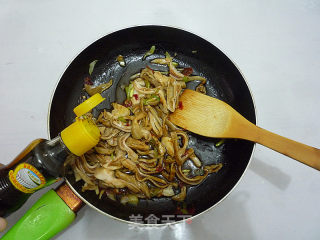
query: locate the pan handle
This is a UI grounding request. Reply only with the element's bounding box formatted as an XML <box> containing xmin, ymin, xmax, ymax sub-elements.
<box><xmin>1</xmin><ymin>184</ymin><xmax>83</xmax><ymax>240</ymax></box>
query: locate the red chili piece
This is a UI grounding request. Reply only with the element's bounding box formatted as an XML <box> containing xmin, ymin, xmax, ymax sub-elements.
<box><xmin>156</xmin><ymin>165</ymin><xmax>164</xmax><ymax>172</ymax></box>
<box><xmin>84</xmin><ymin>76</ymin><xmax>93</xmax><ymax>85</ymax></box>
<box><xmin>146</xmin><ymin>65</ymin><xmax>155</xmax><ymax>73</ymax></box>
<box><xmin>133</xmin><ymin>94</ymin><xmax>139</xmax><ymax>100</ymax></box>
<box><xmin>181</xmin><ymin>149</ymin><xmax>191</xmax><ymax>158</ymax></box>
<box><xmin>124</xmin><ymin>100</ymin><xmax>132</xmax><ymax>107</ymax></box>
<box><xmin>181</xmin><ymin>67</ymin><xmax>193</xmax><ymax>76</ymax></box>
<box><xmin>178</xmin><ymin>101</ymin><xmax>183</xmax><ymax>110</ymax></box>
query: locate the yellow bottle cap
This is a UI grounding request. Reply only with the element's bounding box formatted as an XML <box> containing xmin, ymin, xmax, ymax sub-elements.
<box><xmin>61</xmin><ymin>94</ymin><xmax>105</xmax><ymax>156</ymax></box>
<box><xmin>61</xmin><ymin>118</ymin><xmax>100</xmax><ymax>156</ymax></box>
<box><xmin>73</xmin><ymin>93</ymin><xmax>105</xmax><ymax>117</ymax></box>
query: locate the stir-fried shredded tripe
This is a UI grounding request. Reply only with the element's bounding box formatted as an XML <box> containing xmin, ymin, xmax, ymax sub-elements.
<box><xmin>68</xmin><ymin>52</ymin><xmax>222</xmax><ymax>205</ymax></box>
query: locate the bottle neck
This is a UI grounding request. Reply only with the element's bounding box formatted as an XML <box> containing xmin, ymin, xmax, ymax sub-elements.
<box><xmin>45</xmin><ymin>136</ymin><xmax>71</xmax><ymax>163</ymax></box>
<box><xmin>47</xmin><ymin>135</ymin><xmax>70</xmax><ymax>155</ymax></box>
<box><xmin>35</xmin><ymin>135</ymin><xmax>72</xmax><ymax>177</ymax></box>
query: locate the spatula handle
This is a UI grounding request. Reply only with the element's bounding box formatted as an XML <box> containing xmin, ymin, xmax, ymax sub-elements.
<box><xmin>252</xmin><ymin>126</ymin><xmax>320</xmax><ymax>170</ymax></box>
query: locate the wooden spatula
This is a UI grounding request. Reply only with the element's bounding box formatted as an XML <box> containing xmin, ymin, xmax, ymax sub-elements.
<box><xmin>169</xmin><ymin>89</ymin><xmax>320</xmax><ymax>171</ymax></box>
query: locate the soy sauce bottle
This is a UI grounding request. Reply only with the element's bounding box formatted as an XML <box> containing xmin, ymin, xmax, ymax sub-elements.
<box><xmin>0</xmin><ymin>93</ymin><xmax>105</xmax><ymax>217</ymax></box>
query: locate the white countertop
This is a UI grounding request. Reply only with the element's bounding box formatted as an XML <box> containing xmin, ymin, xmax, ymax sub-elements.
<box><xmin>1</xmin><ymin>0</ymin><xmax>320</xmax><ymax>239</ymax></box>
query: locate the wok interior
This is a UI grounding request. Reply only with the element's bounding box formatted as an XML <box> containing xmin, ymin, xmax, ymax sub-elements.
<box><xmin>49</xmin><ymin>26</ymin><xmax>256</xmax><ymax>223</ymax></box>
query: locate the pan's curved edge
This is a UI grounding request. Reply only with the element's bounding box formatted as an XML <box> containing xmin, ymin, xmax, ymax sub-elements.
<box><xmin>189</xmin><ymin>53</ymin><xmax>258</xmax><ymax>222</ymax></box>
<box><xmin>47</xmin><ymin>25</ymin><xmax>257</xmax><ymax>226</ymax></box>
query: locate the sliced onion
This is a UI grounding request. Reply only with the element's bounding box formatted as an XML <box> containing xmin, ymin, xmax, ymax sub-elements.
<box><xmin>120</xmin><ymin>194</ymin><xmax>139</xmax><ymax>206</ymax></box>
<box><xmin>172</xmin><ymin>186</ymin><xmax>186</xmax><ymax>202</ymax></box>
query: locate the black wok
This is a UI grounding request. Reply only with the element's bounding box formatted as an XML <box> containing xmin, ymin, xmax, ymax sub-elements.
<box><xmin>49</xmin><ymin>25</ymin><xmax>256</xmax><ymax>223</ymax></box>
